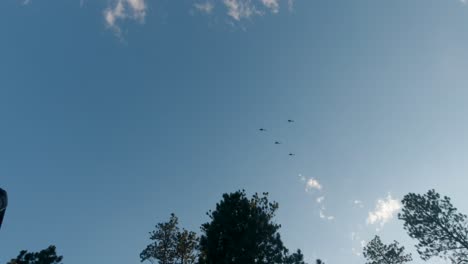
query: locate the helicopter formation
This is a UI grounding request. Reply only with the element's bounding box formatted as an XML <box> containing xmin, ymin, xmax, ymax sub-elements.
<box><xmin>0</xmin><ymin>120</ymin><xmax>297</xmax><ymax>231</ymax></box>
<box><xmin>259</xmin><ymin>119</ymin><xmax>295</xmax><ymax>157</ymax></box>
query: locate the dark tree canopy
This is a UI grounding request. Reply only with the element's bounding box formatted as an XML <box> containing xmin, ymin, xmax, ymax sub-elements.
<box><xmin>399</xmin><ymin>189</ymin><xmax>468</xmax><ymax>263</ymax></box>
<box><xmin>284</xmin><ymin>249</ymin><xmax>306</xmax><ymax>264</ymax></box>
<box><xmin>7</xmin><ymin>246</ymin><xmax>63</xmax><ymax>264</ymax></box>
<box><xmin>141</xmin><ymin>214</ymin><xmax>198</xmax><ymax>264</ymax></box>
<box><xmin>175</xmin><ymin>229</ymin><xmax>198</xmax><ymax>264</ymax></box>
<box><xmin>141</xmin><ymin>213</ymin><xmax>179</xmax><ymax>264</ymax></box>
<box><xmin>198</xmin><ymin>190</ymin><xmax>306</xmax><ymax>264</ymax></box>
<box><xmin>363</xmin><ymin>236</ymin><xmax>412</xmax><ymax>264</ymax></box>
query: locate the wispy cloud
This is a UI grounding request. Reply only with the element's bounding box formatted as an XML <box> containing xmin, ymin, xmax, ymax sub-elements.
<box><xmin>316</xmin><ymin>196</ymin><xmax>325</xmax><ymax>204</ymax></box>
<box><xmin>299</xmin><ymin>174</ymin><xmax>323</xmax><ymax>192</ymax></box>
<box><xmin>20</xmin><ymin>0</ymin><xmax>295</xmax><ymax>35</ymax></box>
<box><xmin>104</xmin><ymin>0</ymin><xmax>146</xmax><ymax>34</ymax></box>
<box><xmin>223</xmin><ymin>0</ymin><xmax>259</xmax><ymax>21</ymax></box>
<box><xmin>222</xmin><ymin>0</ymin><xmax>288</xmax><ymax>21</ymax></box>
<box><xmin>366</xmin><ymin>194</ymin><xmax>401</xmax><ymax>227</ymax></box>
<box><xmin>353</xmin><ymin>200</ymin><xmax>364</xmax><ymax>208</ymax></box>
<box><xmin>319</xmin><ymin>206</ymin><xmax>335</xmax><ymax>221</ymax></box>
<box><xmin>260</xmin><ymin>0</ymin><xmax>280</xmax><ymax>13</ymax></box>
<box><xmin>298</xmin><ymin>174</ymin><xmax>333</xmax><ymax>220</ymax></box>
<box><xmin>319</xmin><ymin>210</ymin><xmax>326</xmax><ymax>219</ymax></box>
<box><xmin>194</xmin><ymin>2</ymin><xmax>215</xmax><ymax>14</ymax></box>
<box><xmin>306</xmin><ymin>178</ymin><xmax>322</xmax><ymax>191</ymax></box>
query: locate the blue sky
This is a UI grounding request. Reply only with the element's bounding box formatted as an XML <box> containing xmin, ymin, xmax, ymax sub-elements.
<box><xmin>2</xmin><ymin>0</ymin><xmax>468</xmax><ymax>263</ymax></box>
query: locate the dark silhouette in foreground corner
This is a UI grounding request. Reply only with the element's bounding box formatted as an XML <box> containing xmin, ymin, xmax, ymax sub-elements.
<box><xmin>0</xmin><ymin>188</ymin><xmax>7</xmax><ymax>230</ymax></box>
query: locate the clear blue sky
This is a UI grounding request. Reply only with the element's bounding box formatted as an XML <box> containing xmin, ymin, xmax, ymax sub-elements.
<box><xmin>2</xmin><ymin>0</ymin><xmax>468</xmax><ymax>263</ymax></box>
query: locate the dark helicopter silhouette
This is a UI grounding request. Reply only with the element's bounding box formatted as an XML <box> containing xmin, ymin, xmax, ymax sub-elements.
<box><xmin>259</xmin><ymin>128</ymin><xmax>267</xmax><ymax>132</ymax></box>
<box><xmin>287</xmin><ymin>119</ymin><xmax>294</xmax><ymax>123</ymax></box>
<box><xmin>289</xmin><ymin>153</ymin><xmax>295</xmax><ymax>156</ymax></box>
<box><xmin>275</xmin><ymin>141</ymin><xmax>281</xmax><ymax>145</ymax></box>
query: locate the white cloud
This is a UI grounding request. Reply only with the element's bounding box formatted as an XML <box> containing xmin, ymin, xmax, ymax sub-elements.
<box><xmin>222</xmin><ymin>0</ymin><xmax>288</xmax><ymax>21</ymax></box>
<box><xmin>366</xmin><ymin>194</ymin><xmax>401</xmax><ymax>227</ymax></box>
<box><xmin>223</xmin><ymin>0</ymin><xmax>260</xmax><ymax>20</ymax></box>
<box><xmin>299</xmin><ymin>174</ymin><xmax>323</xmax><ymax>192</ymax></box>
<box><xmin>22</xmin><ymin>0</ymin><xmax>292</xmax><ymax>34</ymax></box>
<box><xmin>306</xmin><ymin>178</ymin><xmax>322</xmax><ymax>191</ymax></box>
<box><xmin>104</xmin><ymin>0</ymin><xmax>146</xmax><ymax>34</ymax></box>
<box><xmin>260</xmin><ymin>0</ymin><xmax>279</xmax><ymax>13</ymax></box>
<box><xmin>127</xmin><ymin>0</ymin><xmax>145</xmax><ymax>12</ymax></box>
<box><xmin>194</xmin><ymin>2</ymin><xmax>215</xmax><ymax>14</ymax></box>
<box><xmin>353</xmin><ymin>200</ymin><xmax>364</xmax><ymax>208</ymax></box>
<box><xmin>319</xmin><ymin>208</ymin><xmax>334</xmax><ymax>220</ymax></box>
<box><xmin>316</xmin><ymin>196</ymin><xmax>325</xmax><ymax>204</ymax></box>
<box><xmin>298</xmin><ymin>174</ymin><xmax>332</xmax><ymax>220</ymax></box>
<box><xmin>319</xmin><ymin>204</ymin><xmax>334</xmax><ymax>221</ymax></box>
<box><xmin>299</xmin><ymin>174</ymin><xmax>322</xmax><ymax>192</ymax></box>
<box><xmin>319</xmin><ymin>210</ymin><xmax>325</xmax><ymax>218</ymax></box>
<box><xmin>105</xmin><ymin>1</ymin><xmax>124</xmax><ymax>28</ymax></box>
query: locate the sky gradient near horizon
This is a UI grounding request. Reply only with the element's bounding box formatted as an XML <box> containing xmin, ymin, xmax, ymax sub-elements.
<box><xmin>2</xmin><ymin>0</ymin><xmax>468</xmax><ymax>263</ymax></box>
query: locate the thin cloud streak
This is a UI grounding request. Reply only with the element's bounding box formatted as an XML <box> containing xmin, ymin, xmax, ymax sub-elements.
<box><xmin>223</xmin><ymin>0</ymin><xmax>258</xmax><ymax>21</ymax></box>
<box><xmin>353</xmin><ymin>200</ymin><xmax>364</xmax><ymax>208</ymax></box>
<box><xmin>260</xmin><ymin>0</ymin><xmax>280</xmax><ymax>13</ymax></box>
<box><xmin>194</xmin><ymin>2</ymin><xmax>215</xmax><ymax>14</ymax></box>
